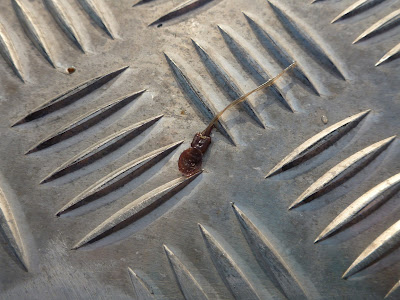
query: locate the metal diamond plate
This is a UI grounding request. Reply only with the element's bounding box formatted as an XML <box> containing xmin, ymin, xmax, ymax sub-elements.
<box><xmin>0</xmin><ymin>0</ymin><xmax>399</xmax><ymax>299</ymax></box>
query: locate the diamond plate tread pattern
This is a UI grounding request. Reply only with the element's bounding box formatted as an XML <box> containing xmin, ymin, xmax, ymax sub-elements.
<box><xmin>353</xmin><ymin>8</ymin><xmax>400</xmax><ymax>44</ymax></box>
<box><xmin>289</xmin><ymin>136</ymin><xmax>396</xmax><ymax>209</ymax></box>
<box><xmin>0</xmin><ymin>21</ymin><xmax>25</xmax><ymax>82</ymax></box>
<box><xmin>315</xmin><ymin>172</ymin><xmax>400</xmax><ymax>243</ymax></box>
<box><xmin>149</xmin><ymin>0</ymin><xmax>217</xmax><ymax>27</ymax></box>
<box><xmin>265</xmin><ymin>110</ymin><xmax>371</xmax><ymax>178</ymax></box>
<box><xmin>73</xmin><ymin>172</ymin><xmax>202</xmax><ymax>249</ymax></box>
<box><xmin>56</xmin><ymin>140</ymin><xmax>184</xmax><ymax>217</ymax></box>
<box><xmin>163</xmin><ymin>245</ymin><xmax>209</xmax><ymax>300</ymax></box>
<box><xmin>318</xmin><ymin>0</ymin><xmax>400</xmax><ymax>66</ymax></box>
<box><xmin>243</xmin><ymin>12</ymin><xmax>321</xmax><ymax>96</ymax></box>
<box><xmin>198</xmin><ymin>223</ymin><xmax>262</xmax><ymax>300</ymax></box>
<box><xmin>1</xmin><ymin>0</ymin><xmax>118</xmax><ymax>81</ymax></box>
<box><xmin>218</xmin><ymin>24</ymin><xmax>297</xmax><ymax>112</ymax></box>
<box><xmin>386</xmin><ymin>279</ymin><xmax>400</xmax><ymax>299</ymax></box>
<box><xmin>44</xmin><ymin>0</ymin><xmax>86</xmax><ymax>53</ymax></box>
<box><xmin>377</xmin><ymin>42</ymin><xmax>400</xmax><ymax>66</ymax></box>
<box><xmin>26</xmin><ymin>90</ymin><xmax>146</xmax><ymax>154</ymax></box>
<box><xmin>76</xmin><ymin>0</ymin><xmax>115</xmax><ymax>39</ymax></box>
<box><xmin>191</xmin><ymin>38</ymin><xmax>266</xmax><ymax>128</ymax></box>
<box><xmin>12</xmin><ymin>0</ymin><xmax>56</xmax><ymax>68</ymax></box>
<box><xmin>42</xmin><ymin>114</ymin><xmax>163</xmax><ymax>184</ymax></box>
<box><xmin>342</xmin><ymin>219</ymin><xmax>400</xmax><ymax>279</ymax></box>
<box><xmin>128</xmin><ymin>268</ymin><xmax>156</xmax><ymax>300</ymax></box>
<box><xmin>330</xmin><ymin>0</ymin><xmax>388</xmax><ymax>24</ymax></box>
<box><xmin>165</xmin><ymin>52</ymin><xmax>236</xmax><ymax>145</ymax></box>
<box><xmin>0</xmin><ymin>181</ymin><xmax>29</xmax><ymax>272</ymax></box>
<box><xmin>0</xmin><ymin>0</ymin><xmax>399</xmax><ymax>299</ymax></box>
<box><xmin>268</xmin><ymin>0</ymin><xmax>347</xmax><ymax>80</ymax></box>
<box><xmin>231</xmin><ymin>203</ymin><xmax>308</xmax><ymax>299</ymax></box>
<box><xmin>12</xmin><ymin>65</ymin><xmax>128</xmax><ymax>126</ymax></box>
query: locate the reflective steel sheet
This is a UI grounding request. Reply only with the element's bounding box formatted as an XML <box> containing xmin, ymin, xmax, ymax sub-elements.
<box><xmin>0</xmin><ymin>0</ymin><xmax>399</xmax><ymax>299</ymax></box>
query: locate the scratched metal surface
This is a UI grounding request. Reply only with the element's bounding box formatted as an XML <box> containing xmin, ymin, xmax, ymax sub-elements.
<box><xmin>0</xmin><ymin>0</ymin><xmax>399</xmax><ymax>299</ymax></box>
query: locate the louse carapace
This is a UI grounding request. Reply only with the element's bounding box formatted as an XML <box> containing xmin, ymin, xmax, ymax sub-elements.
<box><xmin>178</xmin><ymin>62</ymin><xmax>297</xmax><ymax>176</ymax></box>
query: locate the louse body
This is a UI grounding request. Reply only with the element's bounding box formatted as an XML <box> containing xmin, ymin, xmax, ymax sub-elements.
<box><xmin>178</xmin><ymin>131</ymin><xmax>212</xmax><ymax>176</ymax></box>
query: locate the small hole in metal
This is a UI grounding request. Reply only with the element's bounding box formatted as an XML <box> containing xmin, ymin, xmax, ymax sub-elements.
<box><xmin>157</xmin><ymin>23</ymin><xmax>163</xmax><ymax>28</ymax></box>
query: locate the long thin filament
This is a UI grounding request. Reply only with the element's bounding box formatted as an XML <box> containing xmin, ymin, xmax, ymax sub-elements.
<box><xmin>202</xmin><ymin>62</ymin><xmax>297</xmax><ymax>135</ymax></box>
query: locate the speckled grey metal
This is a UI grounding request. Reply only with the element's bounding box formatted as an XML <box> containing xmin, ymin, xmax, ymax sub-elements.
<box><xmin>0</xmin><ymin>0</ymin><xmax>399</xmax><ymax>299</ymax></box>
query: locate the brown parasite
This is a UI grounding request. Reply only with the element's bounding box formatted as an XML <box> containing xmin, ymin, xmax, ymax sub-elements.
<box><xmin>178</xmin><ymin>62</ymin><xmax>297</xmax><ymax>176</ymax></box>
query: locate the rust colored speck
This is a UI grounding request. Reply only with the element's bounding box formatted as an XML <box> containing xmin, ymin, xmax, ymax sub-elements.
<box><xmin>67</xmin><ymin>67</ymin><xmax>76</xmax><ymax>74</ymax></box>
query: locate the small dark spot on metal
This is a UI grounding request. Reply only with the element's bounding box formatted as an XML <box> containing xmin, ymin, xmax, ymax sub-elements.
<box><xmin>181</xmin><ymin>110</ymin><xmax>185</xmax><ymax>115</ymax></box>
<box><xmin>67</xmin><ymin>67</ymin><xmax>76</xmax><ymax>74</ymax></box>
<box><xmin>157</xmin><ymin>23</ymin><xmax>163</xmax><ymax>28</ymax></box>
